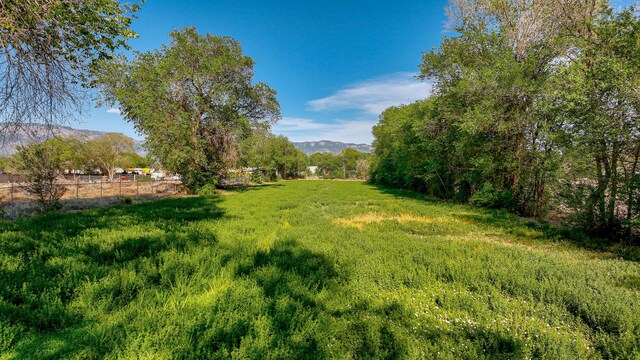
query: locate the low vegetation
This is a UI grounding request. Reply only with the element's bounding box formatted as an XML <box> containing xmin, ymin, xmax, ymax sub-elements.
<box><xmin>1</xmin><ymin>181</ymin><xmax>639</xmax><ymax>359</ymax></box>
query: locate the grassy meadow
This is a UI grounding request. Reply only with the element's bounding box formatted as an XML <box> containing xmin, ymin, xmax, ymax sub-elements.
<box><xmin>1</xmin><ymin>180</ymin><xmax>639</xmax><ymax>359</ymax></box>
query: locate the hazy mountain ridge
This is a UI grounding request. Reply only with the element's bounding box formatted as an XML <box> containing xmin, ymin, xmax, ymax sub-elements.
<box><xmin>293</xmin><ymin>141</ymin><xmax>372</xmax><ymax>155</ymax></box>
<box><xmin>0</xmin><ymin>124</ymin><xmax>146</xmax><ymax>156</ymax></box>
<box><xmin>0</xmin><ymin>124</ymin><xmax>370</xmax><ymax>157</ymax></box>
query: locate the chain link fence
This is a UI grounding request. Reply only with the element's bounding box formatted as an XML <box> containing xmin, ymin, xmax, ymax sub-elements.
<box><xmin>0</xmin><ymin>175</ymin><xmax>182</xmax><ymax>217</ymax></box>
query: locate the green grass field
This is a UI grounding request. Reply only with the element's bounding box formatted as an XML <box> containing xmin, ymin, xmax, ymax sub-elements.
<box><xmin>1</xmin><ymin>180</ymin><xmax>639</xmax><ymax>359</ymax></box>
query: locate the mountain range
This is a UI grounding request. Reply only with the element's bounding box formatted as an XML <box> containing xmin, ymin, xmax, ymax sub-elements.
<box><xmin>292</xmin><ymin>141</ymin><xmax>372</xmax><ymax>155</ymax></box>
<box><xmin>0</xmin><ymin>124</ymin><xmax>372</xmax><ymax>156</ymax></box>
<box><xmin>0</xmin><ymin>124</ymin><xmax>146</xmax><ymax>156</ymax></box>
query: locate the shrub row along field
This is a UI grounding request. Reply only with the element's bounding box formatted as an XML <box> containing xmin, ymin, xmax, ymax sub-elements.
<box><xmin>1</xmin><ymin>181</ymin><xmax>639</xmax><ymax>359</ymax></box>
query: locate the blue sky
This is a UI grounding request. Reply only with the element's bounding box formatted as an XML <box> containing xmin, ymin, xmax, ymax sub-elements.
<box><xmin>84</xmin><ymin>0</ymin><xmax>637</xmax><ymax>144</ymax></box>
<box><xmin>84</xmin><ymin>0</ymin><xmax>448</xmax><ymax>144</ymax></box>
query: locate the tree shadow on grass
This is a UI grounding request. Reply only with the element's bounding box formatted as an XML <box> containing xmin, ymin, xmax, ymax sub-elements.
<box><xmin>368</xmin><ymin>183</ymin><xmax>640</xmax><ymax>261</ymax></box>
<box><xmin>0</xmin><ymin>196</ymin><xmax>225</xmax><ymax>355</ymax></box>
<box><xmin>366</xmin><ymin>183</ymin><xmax>445</xmax><ymax>204</ymax></box>
<box><xmin>456</xmin><ymin>211</ymin><xmax>640</xmax><ymax>261</ymax></box>
<box><xmin>329</xmin><ymin>297</ymin><xmax>527</xmax><ymax>359</ymax></box>
<box><xmin>236</xmin><ymin>239</ymin><xmax>339</xmax><ymax>307</ymax></box>
<box><xmin>186</xmin><ymin>240</ymin><xmax>471</xmax><ymax>359</ymax></box>
<box><xmin>218</xmin><ymin>183</ymin><xmax>283</xmax><ymax>194</ymax></box>
<box><xmin>1</xmin><ymin>196</ymin><xmax>224</xmax><ymax>237</ymax></box>
<box><xmin>184</xmin><ymin>240</ymin><xmax>340</xmax><ymax>359</ymax></box>
<box><xmin>2</xmin><ymin>191</ymin><xmax>538</xmax><ymax>358</ymax></box>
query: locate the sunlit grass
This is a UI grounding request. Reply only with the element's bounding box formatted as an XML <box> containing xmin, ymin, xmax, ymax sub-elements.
<box><xmin>1</xmin><ymin>180</ymin><xmax>639</xmax><ymax>359</ymax></box>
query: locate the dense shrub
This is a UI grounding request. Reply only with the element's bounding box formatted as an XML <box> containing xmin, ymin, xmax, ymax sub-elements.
<box><xmin>469</xmin><ymin>183</ymin><xmax>517</xmax><ymax>211</ymax></box>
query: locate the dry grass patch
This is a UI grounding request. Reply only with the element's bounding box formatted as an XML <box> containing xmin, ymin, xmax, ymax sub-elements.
<box><xmin>333</xmin><ymin>212</ymin><xmax>466</xmax><ymax>230</ymax></box>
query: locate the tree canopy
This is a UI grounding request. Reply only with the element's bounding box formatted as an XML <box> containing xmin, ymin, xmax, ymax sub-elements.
<box><xmin>95</xmin><ymin>27</ymin><xmax>281</xmax><ymax>191</ymax></box>
<box><xmin>85</xmin><ymin>133</ymin><xmax>136</xmax><ymax>182</ymax></box>
<box><xmin>308</xmin><ymin>149</ymin><xmax>370</xmax><ymax>179</ymax></box>
<box><xmin>0</xmin><ymin>0</ymin><xmax>141</xmax><ymax>135</ymax></box>
<box><xmin>239</xmin><ymin>132</ymin><xmax>307</xmax><ymax>180</ymax></box>
<box><xmin>371</xmin><ymin>2</ymin><xmax>640</xmax><ymax>242</ymax></box>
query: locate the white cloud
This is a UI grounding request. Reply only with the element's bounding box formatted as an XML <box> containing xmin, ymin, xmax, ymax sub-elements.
<box><xmin>274</xmin><ymin>117</ymin><xmax>330</xmax><ymax>131</ymax></box>
<box><xmin>106</xmin><ymin>108</ymin><xmax>121</xmax><ymax>115</ymax></box>
<box><xmin>308</xmin><ymin>72</ymin><xmax>432</xmax><ymax>115</ymax></box>
<box><xmin>273</xmin><ymin>117</ymin><xmax>377</xmax><ymax>144</ymax></box>
<box><xmin>276</xmin><ymin>73</ymin><xmax>433</xmax><ymax>143</ymax></box>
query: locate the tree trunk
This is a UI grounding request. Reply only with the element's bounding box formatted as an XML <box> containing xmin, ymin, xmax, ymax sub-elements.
<box><xmin>607</xmin><ymin>141</ymin><xmax>620</xmax><ymax>225</ymax></box>
<box><xmin>627</xmin><ymin>142</ymin><xmax>640</xmax><ymax>221</ymax></box>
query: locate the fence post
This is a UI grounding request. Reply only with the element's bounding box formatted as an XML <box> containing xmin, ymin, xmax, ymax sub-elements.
<box><xmin>152</xmin><ymin>180</ymin><xmax>155</xmax><ymax>195</ymax></box>
<box><xmin>76</xmin><ymin>176</ymin><xmax>79</xmax><ymax>199</ymax></box>
<box><xmin>136</xmin><ymin>179</ymin><xmax>139</xmax><ymax>198</ymax></box>
<box><xmin>119</xmin><ymin>178</ymin><xmax>122</xmax><ymax>196</ymax></box>
<box><xmin>100</xmin><ymin>177</ymin><xmax>103</xmax><ymax>204</ymax></box>
<box><xmin>10</xmin><ymin>182</ymin><xmax>13</xmax><ymax>203</ymax></box>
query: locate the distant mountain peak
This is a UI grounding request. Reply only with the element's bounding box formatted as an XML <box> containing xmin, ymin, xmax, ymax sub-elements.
<box><xmin>293</xmin><ymin>140</ymin><xmax>372</xmax><ymax>155</ymax></box>
<box><xmin>0</xmin><ymin>123</ymin><xmax>146</xmax><ymax>156</ymax></box>
<box><xmin>0</xmin><ymin>124</ymin><xmax>372</xmax><ymax>158</ymax></box>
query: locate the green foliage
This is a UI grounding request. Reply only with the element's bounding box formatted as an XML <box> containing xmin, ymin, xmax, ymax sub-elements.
<box><xmin>308</xmin><ymin>152</ymin><xmax>342</xmax><ymax>178</ymax></box>
<box><xmin>196</xmin><ymin>183</ymin><xmax>219</xmax><ymax>196</ymax></box>
<box><xmin>371</xmin><ymin>4</ymin><xmax>640</xmax><ymax>241</ymax></box>
<box><xmin>542</xmin><ymin>8</ymin><xmax>640</xmax><ymax>240</ymax></box>
<box><xmin>0</xmin><ymin>157</ymin><xmax>8</xmax><ymax>173</ymax></box>
<box><xmin>339</xmin><ymin>148</ymin><xmax>370</xmax><ymax>179</ymax></box>
<box><xmin>28</xmin><ymin>134</ymin><xmax>138</xmax><ymax>180</ymax></box>
<box><xmin>42</xmin><ymin>136</ymin><xmax>88</xmax><ymax>172</ymax></box>
<box><xmin>1</xmin><ymin>0</ymin><xmax>140</xmax><ymax>69</ymax></box>
<box><xmin>250</xmin><ymin>170</ymin><xmax>265</xmax><ymax>184</ymax></box>
<box><xmin>1</xmin><ymin>181</ymin><xmax>639</xmax><ymax>358</ymax></box>
<box><xmin>119</xmin><ymin>151</ymin><xmax>148</xmax><ymax>169</ymax></box>
<box><xmin>85</xmin><ymin>133</ymin><xmax>136</xmax><ymax>181</ymax></box>
<box><xmin>307</xmin><ymin>149</ymin><xmax>369</xmax><ymax>179</ymax></box>
<box><xmin>239</xmin><ymin>132</ymin><xmax>307</xmax><ymax>180</ymax></box>
<box><xmin>14</xmin><ymin>142</ymin><xmax>66</xmax><ymax>211</ymax></box>
<box><xmin>371</xmin><ymin>99</ymin><xmax>462</xmax><ymax>198</ymax></box>
<box><xmin>469</xmin><ymin>183</ymin><xmax>517</xmax><ymax>211</ymax></box>
<box><xmin>0</xmin><ymin>0</ymin><xmax>141</xmax><ymax>130</ymax></box>
<box><xmin>95</xmin><ymin>27</ymin><xmax>281</xmax><ymax>192</ymax></box>
<box><xmin>417</xmin><ymin>6</ymin><xmax>562</xmax><ymax>216</ymax></box>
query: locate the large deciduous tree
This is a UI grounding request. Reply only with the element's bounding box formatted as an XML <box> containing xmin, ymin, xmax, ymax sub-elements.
<box><xmin>372</xmin><ymin>1</ymin><xmax>640</xmax><ymax>241</ymax></box>
<box><xmin>418</xmin><ymin>0</ymin><xmax>604</xmax><ymax>216</ymax></box>
<box><xmin>95</xmin><ymin>27</ymin><xmax>281</xmax><ymax>191</ymax></box>
<box><xmin>545</xmin><ymin>8</ymin><xmax>640</xmax><ymax>238</ymax></box>
<box><xmin>85</xmin><ymin>133</ymin><xmax>135</xmax><ymax>182</ymax></box>
<box><xmin>0</xmin><ymin>0</ymin><xmax>140</xmax><ymax>135</ymax></box>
